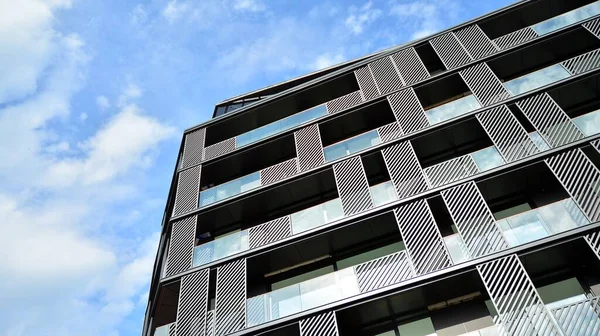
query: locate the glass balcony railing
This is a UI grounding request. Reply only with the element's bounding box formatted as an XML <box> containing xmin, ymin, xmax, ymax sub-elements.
<box><xmin>531</xmin><ymin>2</ymin><xmax>600</xmax><ymax>36</ymax></box>
<box><xmin>323</xmin><ymin>130</ymin><xmax>381</xmax><ymax>162</ymax></box>
<box><xmin>529</xmin><ymin>131</ymin><xmax>551</xmax><ymax>151</ymax></box>
<box><xmin>154</xmin><ymin>323</ymin><xmax>174</xmax><ymax>336</ymax></box>
<box><xmin>290</xmin><ymin>199</ymin><xmax>344</xmax><ymax>234</ymax></box>
<box><xmin>236</xmin><ymin>104</ymin><xmax>328</xmax><ymax>148</ymax></box>
<box><xmin>471</xmin><ymin>146</ymin><xmax>505</xmax><ymax>172</ymax></box>
<box><xmin>370</xmin><ymin>181</ymin><xmax>398</xmax><ymax>207</ymax></box>
<box><xmin>572</xmin><ymin>108</ymin><xmax>600</xmax><ymax>136</ymax></box>
<box><xmin>199</xmin><ymin>171</ymin><xmax>261</xmax><ymax>207</ymax></box>
<box><xmin>456</xmin><ymin>325</ymin><xmax>500</xmax><ymax>336</ymax></box>
<box><xmin>550</xmin><ymin>295</ymin><xmax>600</xmax><ymax>334</ymax></box>
<box><xmin>425</xmin><ymin>95</ymin><xmax>481</xmax><ymax>125</ymax></box>
<box><xmin>444</xmin><ymin>233</ymin><xmax>470</xmax><ymax>264</ymax></box>
<box><xmin>496</xmin><ymin>198</ymin><xmax>589</xmax><ymax>247</ymax></box>
<box><xmin>503</xmin><ymin>64</ymin><xmax>571</xmax><ymax>96</ymax></box>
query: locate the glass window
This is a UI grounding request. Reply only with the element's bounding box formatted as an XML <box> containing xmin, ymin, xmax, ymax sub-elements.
<box><xmin>397</xmin><ymin>317</ymin><xmax>437</xmax><ymax>336</ymax></box>
<box><xmin>336</xmin><ymin>241</ymin><xmax>405</xmax><ymax>270</ymax></box>
<box><xmin>537</xmin><ymin>278</ymin><xmax>587</xmax><ymax>309</ymax></box>
<box><xmin>504</xmin><ymin>64</ymin><xmax>571</xmax><ymax>96</ymax></box>
<box><xmin>215</xmin><ymin>106</ymin><xmax>227</xmax><ymax>117</ymax></box>
<box><xmin>271</xmin><ymin>265</ymin><xmax>334</xmax><ymax>291</ymax></box>
<box><xmin>531</xmin><ymin>2</ymin><xmax>600</xmax><ymax>35</ymax></box>
<box><xmin>425</xmin><ymin>95</ymin><xmax>481</xmax><ymax>125</ymax></box>
<box><xmin>323</xmin><ymin>130</ymin><xmax>381</xmax><ymax>162</ymax></box>
<box><xmin>471</xmin><ymin>146</ymin><xmax>505</xmax><ymax>172</ymax></box>
<box><xmin>572</xmin><ymin>109</ymin><xmax>600</xmax><ymax>136</ymax></box>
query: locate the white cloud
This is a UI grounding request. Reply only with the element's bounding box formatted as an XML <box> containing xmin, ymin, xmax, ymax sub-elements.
<box><xmin>46</xmin><ymin>140</ymin><xmax>70</xmax><ymax>153</ymax></box>
<box><xmin>162</xmin><ymin>0</ymin><xmax>190</xmax><ymax>23</ymax></box>
<box><xmin>311</xmin><ymin>52</ymin><xmax>346</xmax><ymax>70</ymax></box>
<box><xmin>96</xmin><ymin>95</ymin><xmax>110</xmax><ymax>110</ymax></box>
<box><xmin>232</xmin><ymin>0</ymin><xmax>266</xmax><ymax>12</ymax></box>
<box><xmin>117</xmin><ymin>83</ymin><xmax>142</xmax><ymax>107</ymax></box>
<box><xmin>345</xmin><ymin>1</ymin><xmax>382</xmax><ymax>35</ymax></box>
<box><xmin>79</xmin><ymin>112</ymin><xmax>88</xmax><ymax>121</ymax></box>
<box><xmin>390</xmin><ymin>0</ymin><xmax>459</xmax><ymax>39</ymax></box>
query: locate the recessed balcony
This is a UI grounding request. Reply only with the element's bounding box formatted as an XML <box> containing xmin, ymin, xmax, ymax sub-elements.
<box><xmin>323</xmin><ymin>130</ymin><xmax>381</xmax><ymax>163</ymax></box>
<box><xmin>531</xmin><ymin>2</ymin><xmax>600</xmax><ymax>36</ymax></box>
<box><xmin>503</xmin><ymin>63</ymin><xmax>571</xmax><ymax>96</ymax></box>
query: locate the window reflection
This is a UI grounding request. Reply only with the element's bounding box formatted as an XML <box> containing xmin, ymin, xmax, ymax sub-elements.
<box><xmin>572</xmin><ymin>109</ymin><xmax>600</xmax><ymax>136</ymax></box>
<box><xmin>370</xmin><ymin>181</ymin><xmax>398</xmax><ymax>207</ymax></box>
<box><xmin>531</xmin><ymin>2</ymin><xmax>600</xmax><ymax>35</ymax></box>
<box><xmin>471</xmin><ymin>146</ymin><xmax>505</xmax><ymax>172</ymax></box>
<box><xmin>504</xmin><ymin>64</ymin><xmax>571</xmax><ymax>96</ymax></box>
<box><xmin>425</xmin><ymin>95</ymin><xmax>481</xmax><ymax>125</ymax></box>
<box><xmin>323</xmin><ymin>130</ymin><xmax>381</xmax><ymax>162</ymax></box>
<box><xmin>199</xmin><ymin>172</ymin><xmax>261</xmax><ymax>207</ymax></box>
<box><xmin>529</xmin><ymin>131</ymin><xmax>551</xmax><ymax>151</ymax></box>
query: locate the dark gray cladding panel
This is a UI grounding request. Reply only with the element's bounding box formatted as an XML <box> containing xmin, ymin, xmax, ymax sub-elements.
<box><xmin>333</xmin><ymin>156</ymin><xmax>373</xmax><ymax>216</ymax></box>
<box><xmin>166</xmin><ymin>216</ymin><xmax>197</xmax><ymax>277</ymax></box>
<box><xmin>181</xmin><ymin>127</ymin><xmax>205</xmax><ymax>169</ymax></box>
<box><xmin>172</xmin><ymin>165</ymin><xmax>201</xmax><ymax>217</ymax></box>
<box><xmin>176</xmin><ymin>269</ymin><xmax>210</xmax><ymax>336</ymax></box>
<box><xmin>215</xmin><ymin>259</ymin><xmax>246</xmax><ymax>336</ymax></box>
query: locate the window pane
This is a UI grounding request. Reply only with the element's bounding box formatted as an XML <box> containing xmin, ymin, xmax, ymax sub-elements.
<box><xmin>471</xmin><ymin>146</ymin><xmax>505</xmax><ymax>172</ymax></box>
<box><xmin>531</xmin><ymin>2</ymin><xmax>600</xmax><ymax>35</ymax></box>
<box><xmin>323</xmin><ymin>130</ymin><xmax>381</xmax><ymax>162</ymax></box>
<box><xmin>425</xmin><ymin>95</ymin><xmax>481</xmax><ymax>125</ymax></box>
<box><xmin>572</xmin><ymin>109</ymin><xmax>600</xmax><ymax>136</ymax></box>
<box><xmin>504</xmin><ymin>64</ymin><xmax>571</xmax><ymax>96</ymax></box>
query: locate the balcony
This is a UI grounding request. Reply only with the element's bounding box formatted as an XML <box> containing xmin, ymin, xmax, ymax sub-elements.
<box><xmin>503</xmin><ymin>63</ymin><xmax>571</xmax><ymax>96</ymax></box>
<box><xmin>531</xmin><ymin>2</ymin><xmax>600</xmax><ymax>36</ymax></box>
<box><xmin>425</xmin><ymin>95</ymin><xmax>481</xmax><ymax>125</ymax></box>
<box><xmin>550</xmin><ymin>295</ymin><xmax>600</xmax><ymax>334</ymax></box>
<box><xmin>370</xmin><ymin>181</ymin><xmax>397</xmax><ymax>207</ymax></box>
<box><xmin>199</xmin><ymin>171</ymin><xmax>261</xmax><ymax>207</ymax></box>
<box><xmin>573</xmin><ymin>108</ymin><xmax>600</xmax><ymax>136</ymax></box>
<box><xmin>444</xmin><ymin>233</ymin><xmax>470</xmax><ymax>265</ymax></box>
<box><xmin>323</xmin><ymin>130</ymin><xmax>381</xmax><ymax>162</ymax></box>
<box><xmin>529</xmin><ymin>131</ymin><xmax>551</xmax><ymax>151</ymax></box>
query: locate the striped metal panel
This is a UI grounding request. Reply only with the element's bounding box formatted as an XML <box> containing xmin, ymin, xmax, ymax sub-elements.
<box><xmin>260</xmin><ymin>158</ymin><xmax>299</xmax><ymax>185</ymax></box>
<box><xmin>429</xmin><ymin>32</ymin><xmax>473</xmax><ymax>70</ymax></box>
<box><xmin>354</xmin><ymin>250</ymin><xmax>414</xmax><ymax>293</ymax></box>
<box><xmin>584</xmin><ymin>231</ymin><xmax>600</xmax><ymax>260</ymax></box>
<box><xmin>390</xmin><ymin>47</ymin><xmax>430</xmax><ymax>85</ymax></box>
<box><xmin>206</xmin><ymin>310</ymin><xmax>215</xmax><ymax>336</ymax></box>
<box><xmin>477</xmin><ymin>105</ymin><xmax>539</xmax><ymax>162</ymax></box>
<box><xmin>333</xmin><ymin>156</ymin><xmax>374</xmax><ymax>216</ymax></box>
<box><xmin>354</xmin><ymin>66</ymin><xmax>380</xmax><ymax>100</ymax></box>
<box><xmin>454</xmin><ymin>24</ymin><xmax>499</xmax><ymax>59</ymax></box>
<box><xmin>561</xmin><ymin>48</ymin><xmax>600</xmax><ymax>75</ymax></box>
<box><xmin>326</xmin><ymin>90</ymin><xmax>364</xmax><ymax>114</ymax></box>
<box><xmin>394</xmin><ymin>199</ymin><xmax>453</xmax><ymax>275</ymax></box>
<box><xmin>592</xmin><ymin>139</ymin><xmax>600</xmax><ymax>154</ymax></box>
<box><xmin>376</xmin><ymin>122</ymin><xmax>404</xmax><ymax>143</ymax></box>
<box><xmin>493</xmin><ymin>27</ymin><xmax>539</xmax><ymax>50</ymax></box>
<box><xmin>247</xmin><ymin>216</ymin><xmax>292</xmax><ymax>249</ymax></box>
<box><xmin>299</xmin><ymin>311</ymin><xmax>339</xmax><ymax>336</ymax></box>
<box><xmin>387</xmin><ymin>88</ymin><xmax>429</xmax><ymax>134</ymax></box>
<box><xmin>423</xmin><ymin>154</ymin><xmax>479</xmax><ymax>188</ymax></box>
<box><xmin>181</xmin><ymin>128</ymin><xmax>205</xmax><ymax>168</ymax></box>
<box><xmin>381</xmin><ymin>141</ymin><xmax>429</xmax><ymax>199</ymax></box>
<box><xmin>203</xmin><ymin>138</ymin><xmax>236</xmax><ymax>161</ymax></box>
<box><xmin>441</xmin><ymin>181</ymin><xmax>508</xmax><ymax>258</ymax></box>
<box><xmin>169</xmin><ymin>323</ymin><xmax>177</xmax><ymax>336</ymax></box>
<box><xmin>215</xmin><ymin>259</ymin><xmax>247</xmax><ymax>336</ymax></box>
<box><xmin>516</xmin><ymin>93</ymin><xmax>584</xmax><ymax>147</ymax></box>
<box><xmin>166</xmin><ymin>216</ymin><xmax>197</xmax><ymax>277</ymax></box>
<box><xmin>583</xmin><ymin>17</ymin><xmax>600</xmax><ymax>38</ymax></box>
<box><xmin>172</xmin><ymin>165</ymin><xmax>201</xmax><ymax>216</ymax></box>
<box><xmin>477</xmin><ymin>254</ymin><xmax>562</xmax><ymax>336</ymax></box>
<box><xmin>551</xmin><ymin>296</ymin><xmax>600</xmax><ymax>336</ymax></box>
<box><xmin>294</xmin><ymin>124</ymin><xmax>325</xmax><ymax>172</ymax></box>
<box><xmin>460</xmin><ymin>62</ymin><xmax>511</xmax><ymax>106</ymax></box>
<box><xmin>368</xmin><ymin>56</ymin><xmax>404</xmax><ymax>95</ymax></box>
<box><xmin>176</xmin><ymin>269</ymin><xmax>210</xmax><ymax>336</ymax></box>
<box><xmin>545</xmin><ymin>148</ymin><xmax>600</xmax><ymax>222</ymax></box>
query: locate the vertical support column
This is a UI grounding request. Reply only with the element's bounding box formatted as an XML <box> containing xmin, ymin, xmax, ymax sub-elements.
<box><xmin>215</xmin><ymin>259</ymin><xmax>247</xmax><ymax>336</ymax></box>
<box><xmin>477</xmin><ymin>254</ymin><xmax>564</xmax><ymax>336</ymax></box>
<box><xmin>460</xmin><ymin>63</ymin><xmax>511</xmax><ymax>106</ymax></box>
<box><xmin>294</xmin><ymin>124</ymin><xmax>325</xmax><ymax>172</ymax></box>
<box><xmin>477</xmin><ymin>105</ymin><xmax>539</xmax><ymax>162</ymax></box>
<box><xmin>176</xmin><ymin>269</ymin><xmax>210</xmax><ymax>336</ymax></box>
<box><xmin>354</xmin><ymin>66</ymin><xmax>380</xmax><ymax>100</ymax></box>
<box><xmin>368</xmin><ymin>56</ymin><xmax>404</xmax><ymax>95</ymax></box>
<box><xmin>387</xmin><ymin>88</ymin><xmax>429</xmax><ymax>135</ymax></box>
<box><xmin>166</xmin><ymin>216</ymin><xmax>197</xmax><ymax>277</ymax></box>
<box><xmin>394</xmin><ymin>199</ymin><xmax>453</xmax><ymax>275</ymax></box>
<box><xmin>390</xmin><ymin>47</ymin><xmax>430</xmax><ymax>85</ymax></box>
<box><xmin>429</xmin><ymin>32</ymin><xmax>473</xmax><ymax>69</ymax></box>
<box><xmin>545</xmin><ymin>148</ymin><xmax>600</xmax><ymax>222</ymax></box>
<box><xmin>299</xmin><ymin>311</ymin><xmax>339</xmax><ymax>336</ymax></box>
<box><xmin>441</xmin><ymin>181</ymin><xmax>508</xmax><ymax>258</ymax></box>
<box><xmin>453</xmin><ymin>24</ymin><xmax>499</xmax><ymax>60</ymax></box>
<box><xmin>181</xmin><ymin>128</ymin><xmax>206</xmax><ymax>169</ymax></box>
<box><xmin>172</xmin><ymin>165</ymin><xmax>201</xmax><ymax>216</ymax></box>
<box><xmin>333</xmin><ymin>156</ymin><xmax>373</xmax><ymax>216</ymax></box>
<box><xmin>516</xmin><ymin>93</ymin><xmax>584</xmax><ymax>148</ymax></box>
<box><xmin>381</xmin><ymin>141</ymin><xmax>429</xmax><ymax>199</ymax></box>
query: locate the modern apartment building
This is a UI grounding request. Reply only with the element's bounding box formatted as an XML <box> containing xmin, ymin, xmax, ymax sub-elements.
<box><xmin>144</xmin><ymin>1</ymin><xmax>600</xmax><ymax>335</ymax></box>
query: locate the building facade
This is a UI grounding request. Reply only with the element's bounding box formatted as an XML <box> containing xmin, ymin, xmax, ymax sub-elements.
<box><xmin>144</xmin><ymin>1</ymin><xmax>600</xmax><ymax>335</ymax></box>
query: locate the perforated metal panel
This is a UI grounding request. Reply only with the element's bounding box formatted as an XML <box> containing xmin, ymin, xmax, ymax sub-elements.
<box><xmin>545</xmin><ymin>148</ymin><xmax>600</xmax><ymax>222</ymax></box>
<box><xmin>354</xmin><ymin>66</ymin><xmax>380</xmax><ymax>100</ymax></box>
<box><xmin>390</xmin><ymin>47</ymin><xmax>430</xmax><ymax>85</ymax></box>
<box><xmin>423</xmin><ymin>154</ymin><xmax>479</xmax><ymax>188</ymax></box>
<box><xmin>516</xmin><ymin>93</ymin><xmax>584</xmax><ymax>148</ymax></box>
<box><xmin>493</xmin><ymin>27</ymin><xmax>538</xmax><ymax>50</ymax></box>
<box><xmin>333</xmin><ymin>156</ymin><xmax>373</xmax><ymax>216</ymax></box>
<box><xmin>354</xmin><ymin>250</ymin><xmax>414</xmax><ymax>293</ymax></box>
<box><xmin>181</xmin><ymin>128</ymin><xmax>206</xmax><ymax>168</ymax></box>
<box><xmin>368</xmin><ymin>56</ymin><xmax>404</xmax><ymax>95</ymax></box>
<box><xmin>376</xmin><ymin>122</ymin><xmax>403</xmax><ymax>143</ymax></box>
<box><xmin>460</xmin><ymin>63</ymin><xmax>510</xmax><ymax>106</ymax></box>
<box><xmin>585</xmin><ymin>231</ymin><xmax>600</xmax><ymax>260</ymax></box>
<box><xmin>248</xmin><ymin>216</ymin><xmax>292</xmax><ymax>249</ymax></box>
<box><xmin>477</xmin><ymin>254</ymin><xmax>563</xmax><ymax>336</ymax></box>
<box><xmin>561</xmin><ymin>48</ymin><xmax>600</xmax><ymax>75</ymax></box>
<box><xmin>326</xmin><ymin>91</ymin><xmax>364</xmax><ymax>114</ymax></box>
<box><xmin>429</xmin><ymin>32</ymin><xmax>473</xmax><ymax>69</ymax></box>
<box><xmin>176</xmin><ymin>269</ymin><xmax>210</xmax><ymax>336</ymax></box>
<box><xmin>477</xmin><ymin>105</ymin><xmax>539</xmax><ymax>162</ymax></box>
<box><xmin>215</xmin><ymin>259</ymin><xmax>247</xmax><ymax>336</ymax></box>
<box><xmin>583</xmin><ymin>17</ymin><xmax>600</xmax><ymax>38</ymax></box>
<box><xmin>441</xmin><ymin>181</ymin><xmax>508</xmax><ymax>258</ymax></box>
<box><xmin>260</xmin><ymin>158</ymin><xmax>299</xmax><ymax>185</ymax></box>
<box><xmin>166</xmin><ymin>216</ymin><xmax>197</xmax><ymax>277</ymax></box>
<box><xmin>299</xmin><ymin>311</ymin><xmax>339</xmax><ymax>336</ymax></box>
<box><xmin>454</xmin><ymin>24</ymin><xmax>498</xmax><ymax>59</ymax></box>
<box><xmin>172</xmin><ymin>166</ymin><xmax>201</xmax><ymax>217</ymax></box>
<box><xmin>394</xmin><ymin>199</ymin><xmax>453</xmax><ymax>275</ymax></box>
<box><xmin>387</xmin><ymin>88</ymin><xmax>429</xmax><ymax>134</ymax></box>
<box><xmin>294</xmin><ymin>124</ymin><xmax>325</xmax><ymax>172</ymax></box>
<box><xmin>204</xmin><ymin>138</ymin><xmax>236</xmax><ymax>161</ymax></box>
<box><xmin>381</xmin><ymin>142</ymin><xmax>429</xmax><ymax>199</ymax></box>
<box><xmin>551</xmin><ymin>296</ymin><xmax>600</xmax><ymax>336</ymax></box>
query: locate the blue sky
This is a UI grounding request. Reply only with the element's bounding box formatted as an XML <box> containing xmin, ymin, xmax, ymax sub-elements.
<box><xmin>0</xmin><ymin>0</ymin><xmax>514</xmax><ymax>335</ymax></box>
